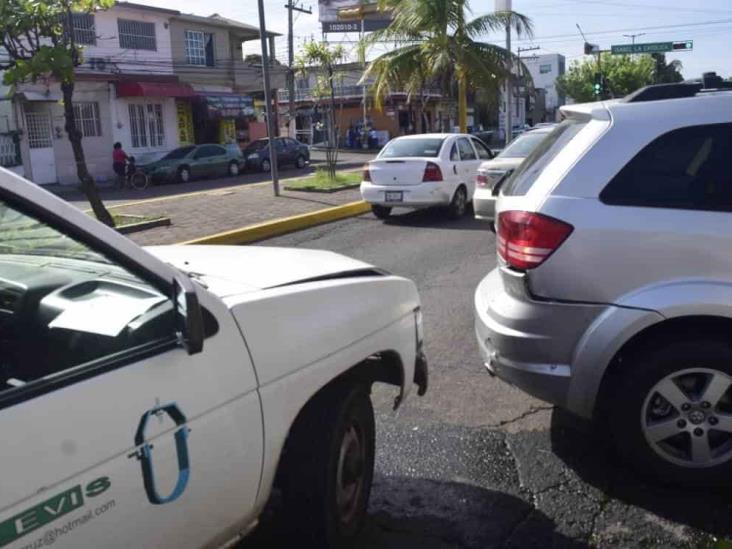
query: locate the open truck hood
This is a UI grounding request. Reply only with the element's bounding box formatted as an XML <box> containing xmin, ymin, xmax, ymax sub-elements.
<box><xmin>145</xmin><ymin>245</ymin><xmax>380</xmax><ymax>298</ymax></box>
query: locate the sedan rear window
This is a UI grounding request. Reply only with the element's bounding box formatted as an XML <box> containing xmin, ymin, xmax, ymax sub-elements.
<box><xmin>499</xmin><ymin>131</ymin><xmax>549</xmax><ymax>158</ymax></box>
<box><xmin>502</xmin><ymin>120</ymin><xmax>587</xmax><ymax>196</ymax></box>
<box><xmin>379</xmin><ymin>138</ymin><xmax>445</xmax><ymax>158</ymax></box>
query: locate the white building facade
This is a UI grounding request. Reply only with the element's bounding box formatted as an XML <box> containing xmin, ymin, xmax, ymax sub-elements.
<box><xmin>13</xmin><ymin>2</ymin><xmax>280</xmax><ymax>185</ymax></box>
<box><xmin>523</xmin><ymin>53</ymin><xmax>566</xmax><ymax>119</ymax></box>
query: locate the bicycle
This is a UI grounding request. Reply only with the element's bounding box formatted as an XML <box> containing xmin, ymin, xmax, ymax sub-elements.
<box><xmin>118</xmin><ymin>156</ymin><xmax>150</xmax><ymax>190</ymax></box>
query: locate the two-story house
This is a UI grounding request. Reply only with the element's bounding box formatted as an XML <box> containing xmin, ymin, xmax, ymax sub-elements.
<box><xmin>12</xmin><ymin>1</ymin><xmax>281</xmax><ymax>185</ymax></box>
<box><xmin>169</xmin><ymin>13</ymin><xmax>285</xmax><ymax>146</ymax></box>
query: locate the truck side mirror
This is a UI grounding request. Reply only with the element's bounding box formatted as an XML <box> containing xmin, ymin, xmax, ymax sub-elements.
<box><xmin>174</xmin><ymin>275</ymin><xmax>204</xmax><ymax>355</ymax></box>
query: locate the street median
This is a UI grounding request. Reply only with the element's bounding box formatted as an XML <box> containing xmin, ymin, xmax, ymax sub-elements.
<box><xmin>179</xmin><ymin>200</ymin><xmax>371</xmax><ymax>245</ymax></box>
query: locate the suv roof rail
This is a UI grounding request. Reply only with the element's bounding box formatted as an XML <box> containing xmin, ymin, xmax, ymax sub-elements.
<box><xmin>625</xmin><ymin>72</ymin><xmax>732</xmax><ymax>103</ymax></box>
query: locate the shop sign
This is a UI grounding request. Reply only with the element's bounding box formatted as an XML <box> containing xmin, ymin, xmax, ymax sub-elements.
<box><xmin>204</xmin><ymin>95</ymin><xmax>254</xmax><ymax>118</ymax></box>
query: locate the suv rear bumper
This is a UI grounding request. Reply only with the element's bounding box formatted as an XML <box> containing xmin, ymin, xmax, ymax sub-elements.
<box><xmin>474</xmin><ymin>268</ymin><xmax>608</xmax><ymax>411</ymax></box>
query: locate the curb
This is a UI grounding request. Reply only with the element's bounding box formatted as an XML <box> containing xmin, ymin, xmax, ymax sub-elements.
<box><xmin>282</xmin><ymin>183</ymin><xmax>361</xmax><ymax>193</ymax></box>
<box><xmin>116</xmin><ymin>216</ymin><xmax>171</xmax><ymax>234</ymax></box>
<box><xmin>180</xmin><ymin>200</ymin><xmax>371</xmax><ymax>245</ymax></box>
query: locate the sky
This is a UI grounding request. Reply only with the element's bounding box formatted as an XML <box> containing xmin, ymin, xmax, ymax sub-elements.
<box><xmin>142</xmin><ymin>0</ymin><xmax>732</xmax><ymax>79</ymax></box>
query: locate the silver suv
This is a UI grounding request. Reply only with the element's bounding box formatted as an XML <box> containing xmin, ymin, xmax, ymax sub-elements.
<box><xmin>474</xmin><ymin>73</ymin><xmax>732</xmax><ymax>485</ymax></box>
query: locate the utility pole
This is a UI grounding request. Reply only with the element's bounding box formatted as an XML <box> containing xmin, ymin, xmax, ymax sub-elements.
<box><xmin>285</xmin><ymin>1</ymin><xmax>312</xmax><ymax>139</ymax></box>
<box><xmin>497</xmin><ymin>0</ymin><xmax>514</xmax><ymax>146</ymax></box>
<box><xmin>361</xmin><ymin>18</ymin><xmax>368</xmax><ymax>148</ymax></box>
<box><xmin>505</xmin><ymin>22</ymin><xmax>512</xmax><ymax>146</ymax></box>
<box><xmin>623</xmin><ymin>32</ymin><xmax>645</xmax><ymax>48</ymax></box>
<box><xmin>258</xmin><ymin>0</ymin><xmax>280</xmax><ymax>196</ymax></box>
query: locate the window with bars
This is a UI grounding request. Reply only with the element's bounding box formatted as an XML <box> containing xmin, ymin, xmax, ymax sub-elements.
<box><xmin>185</xmin><ymin>30</ymin><xmax>214</xmax><ymax>66</ymax></box>
<box><xmin>0</xmin><ymin>135</ymin><xmax>19</xmax><ymax>167</ymax></box>
<box><xmin>72</xmin><ymin>13</ymin><xmax>96</xmax><ymax>45</ymax></box>
<box><xmin>128</xmin><ymin>103</ymin><xmax>164</xmax><ymax>149</ymax></box>
<box><xmin>118</xmin><ymin>19</ymin><xmax>157</xmax><ymax>51</ymax></box>
<box><xmin>73</xmin><ymin>102</ymin><xmax>101</xmax><ymax>137</ymax></box>
<box><xmin>25</xmin><ymin>112</ymin><xmax>53</xmax><ymax>149</ymax></box>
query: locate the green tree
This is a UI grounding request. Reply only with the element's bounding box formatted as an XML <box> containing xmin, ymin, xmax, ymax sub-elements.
<box><xmin>364</xmin><ymin>0</ymin><xmax>533</xmax><ymax>132</ymax></box>
<box><xmin>651</xmin><ymin>53</ymin><xmax>684</xmax><ymax>84</ymax></box>
<box><xmin>296</xmin><ymin>42</ymin><xmax>347</xmax><ymax>180</ymax></box>
<box><xmin>557</xmin><ymin>53</ymin><xmax>682</xmax><ymax>103</ymax></box>
<box><xmin>0</xmin><ymin>0</ymin><xmax>114</xmax><ymax>226</ymax></box>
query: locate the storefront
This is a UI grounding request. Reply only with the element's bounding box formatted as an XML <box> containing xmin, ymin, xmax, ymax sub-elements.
<box><xmin>192</xmin><ymin>93</ymin><xmax>265</xmax><ymax>148</ymax></box>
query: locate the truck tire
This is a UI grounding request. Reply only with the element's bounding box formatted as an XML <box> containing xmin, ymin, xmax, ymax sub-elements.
<box><xmin>279</xmin><ymin>382</ymin><xmax>375</xmax><ymax>548</ymax></box>
<box><xmin>609</xmin><ymin>337</ymin><xmax>732</xmax><ymax>487</ymax></box>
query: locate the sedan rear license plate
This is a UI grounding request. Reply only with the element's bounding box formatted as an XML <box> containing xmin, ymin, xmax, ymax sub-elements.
<box><xmin>385</xmin><ymin>191</ymin><xmax>403</xmax><ymax>203</ymax></box>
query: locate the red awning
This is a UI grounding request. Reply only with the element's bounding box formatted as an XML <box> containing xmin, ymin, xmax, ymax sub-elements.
<box><xmin>116</xmin><ymin>81</ymin><xmax>196</xmax><ymax>98</ymax></box>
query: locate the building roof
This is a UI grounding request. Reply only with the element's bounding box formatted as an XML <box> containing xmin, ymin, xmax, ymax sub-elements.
<box><xmin>173</xmin><ymin>12</ymin><xmax>280</xmax><ymax>38</ymax></box>
<box><xmin>114</xmin><ymin>1</ymin><xmax>180</xmax><ymax>16</ymax></box>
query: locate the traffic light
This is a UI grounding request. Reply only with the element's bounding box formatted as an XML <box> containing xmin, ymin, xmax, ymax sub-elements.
<box><xmin>593</xmin><ymin>73</ymin><xmax>603</xmax><ymax>97</ymax></box>
<box><xmin>672</xmin><ymin>41</ymin><xmax>693</xmax><ymax>51</ymax></box>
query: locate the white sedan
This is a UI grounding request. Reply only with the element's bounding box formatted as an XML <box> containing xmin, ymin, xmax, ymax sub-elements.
<box><xmin>360</xmin><ymin>133</ymin><xmax>493</xmax><ymax>219</ymax></box>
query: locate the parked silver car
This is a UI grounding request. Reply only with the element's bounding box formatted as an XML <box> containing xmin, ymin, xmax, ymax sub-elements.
<box><xmin>473</xmin><ymin>125</ymin><xmax>555</xmax><ymax>221</ymax></box>
<box><xmin>474</xmin><ymin>74</ymin><xmax>732</xmax><ymax>485</ymax></box>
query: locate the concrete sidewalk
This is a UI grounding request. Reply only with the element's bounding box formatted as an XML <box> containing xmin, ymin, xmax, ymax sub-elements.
<box><xmin>109</xmin><ymin>183</ymin><xmax>363</xmax><ymax>245</ymax></box>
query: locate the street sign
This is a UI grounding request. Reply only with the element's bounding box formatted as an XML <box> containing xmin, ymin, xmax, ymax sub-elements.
<box><xmin>611</xmin><ymin>41</ymin><xmax>693</xmax><ymax>55</ymax></box>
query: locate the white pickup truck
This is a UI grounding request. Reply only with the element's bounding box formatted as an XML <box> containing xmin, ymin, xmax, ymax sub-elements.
<box><xmin>0</xmin><ymin>169</ymin><xmax>427</xmax><ymax>548</ymax></box>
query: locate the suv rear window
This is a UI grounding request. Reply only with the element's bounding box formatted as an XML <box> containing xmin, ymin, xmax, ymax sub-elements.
<box><xmin>600</xmin><ymin>123</ymin><xmax>732</xmax><ymax>211</ymax></box>
<box><xmin>380</xmin><ymin>138</ymin><xmax>445</xmax><ymax>158</ymax></box>
<box><xmin>502</xmin><ymin>120</ymin><xmax>587</xmax><ymax>196</ymax></box>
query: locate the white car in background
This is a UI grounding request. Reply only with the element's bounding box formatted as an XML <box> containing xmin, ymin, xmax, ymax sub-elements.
<box><xmin>360</xmin><ymin>133</ymin><xmax>494</xmax><ymax>219</ymax></box>
<box><xmin>473</xmin><ymin>125</ymin><xmax>556</xmax><ymax>221</ymax></box>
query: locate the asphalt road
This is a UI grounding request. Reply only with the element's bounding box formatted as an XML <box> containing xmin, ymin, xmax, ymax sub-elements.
<box><xmin>243</xmin><ymin>207</ymin><xmax>732</xmax><ymax>548</ymax></box>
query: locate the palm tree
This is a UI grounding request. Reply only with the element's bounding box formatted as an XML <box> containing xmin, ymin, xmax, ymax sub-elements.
<box><xmin>363</xmin><ymin>0</ymin><xmax>534</xmax><ymax>132</ymax></box>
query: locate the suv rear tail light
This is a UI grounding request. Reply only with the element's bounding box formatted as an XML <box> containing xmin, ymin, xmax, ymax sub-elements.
<box><xmin>362</xmin><ymin>163</ymin><xmax>371</xmax><ymax>182</ymax></box>
<box><xmin>497</xmin><ymin>211</ymin><xmax>573</xmax><ymax>270</ymax></box>
<box><xmin>476</xmin><ymin>173</ymin><xmax>489</xmax><ymax>187</ymax></box>
<box><xmin>422</xmin><ymin>162</ymin><xmax>443</xmax><ymax>182</ymax></box>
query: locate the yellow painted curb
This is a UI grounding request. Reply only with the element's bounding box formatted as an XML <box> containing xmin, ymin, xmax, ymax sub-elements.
<box><xmin>180</xmin><ymin>200</ymin><xmax>371</xmax><ymax>245</ymax></box>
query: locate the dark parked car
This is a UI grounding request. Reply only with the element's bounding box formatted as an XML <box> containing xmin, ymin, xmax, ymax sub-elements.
<box><xmin>244</xmin><ymin>138</ymin><xmax>310</xmax><ymax>172</ymax></box>
<box><xmin>142</xmin><ymin>144</ymin><xmax>244</xmax><ymax>183</ymax></box>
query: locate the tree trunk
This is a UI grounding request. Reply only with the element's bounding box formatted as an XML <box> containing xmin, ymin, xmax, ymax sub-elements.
<box><xmin>458</xmin><ymin>73</ymin><xmax>468</xmax><ymax>133</ymax></box>
<box><xmin>327</xmin><ymin>66</ymin><xmax>339</xmax><ymax>181</ymax></box>
<box><xmin>60</xmin><ymin>81</ymin><xmax>114</xmax><ymax>227</ymax></box>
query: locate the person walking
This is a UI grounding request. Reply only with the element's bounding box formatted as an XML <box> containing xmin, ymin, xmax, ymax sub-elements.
<box><xmin>113</xmin><ymin>142</ymin><xmax>128</xmax><ymax>188</ymax></box>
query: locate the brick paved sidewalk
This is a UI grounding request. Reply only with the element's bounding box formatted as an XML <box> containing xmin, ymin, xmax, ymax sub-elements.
<box><xmin>114</xmin><ymin>184</ymin><xmax>363</xmax><ymax>246</ymax></box>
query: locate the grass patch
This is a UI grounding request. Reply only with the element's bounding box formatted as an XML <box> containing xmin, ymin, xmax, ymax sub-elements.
<box><xmin>284</xmin><ymin>169</ymin><xmax>362</xmax><ymax>192</ymax></box>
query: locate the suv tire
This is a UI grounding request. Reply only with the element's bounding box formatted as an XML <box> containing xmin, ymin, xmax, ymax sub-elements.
<box><xmin>279</xmin><ymin>382</ymin><xmax>375</xmax><ymax>548</ymax></box>
<box><xmin>609</xmin><ymin>337</ymin><xmax>732</xmax><ymax>487</ymax></box>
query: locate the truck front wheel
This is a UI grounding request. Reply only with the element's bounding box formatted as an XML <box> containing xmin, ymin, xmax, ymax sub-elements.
<box><xmin>280</xmin><ymin>383</ymin><xmax>375</xmax><ymax>548</ymax></box>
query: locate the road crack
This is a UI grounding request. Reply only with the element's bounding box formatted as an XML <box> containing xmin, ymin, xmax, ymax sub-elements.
<box><xmin>485</xmin><ymin>405</ymin><xmax>554</xmax><ymax>429</ymax></box>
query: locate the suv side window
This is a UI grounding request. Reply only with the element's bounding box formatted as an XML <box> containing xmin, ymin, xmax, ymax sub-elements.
<box><xmin>0</xmin><ymin>200</ymin><xmax>177</xmax><ymax>404</ymax></box>
<box><xmin>457</xmin><ymin>138</ymin><xmax>477</xmax><ymax>160</ymax></box>
<box><xmin>601</xmin><ymin>124</ymin><xmax>732</xmax><ymax>211</ymax></box>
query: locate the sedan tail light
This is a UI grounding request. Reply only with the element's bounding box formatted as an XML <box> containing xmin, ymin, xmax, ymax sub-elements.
<box><xmin>362</xmin><ymin>163</ymin><xmax>371</xmax><ymax>182</ymax></box>
<box><xmin>476</xmin><ymin>173</ymin><xmax>489</xmax><ymax>187</ymax></box>
<box><xmin>422</xmin><ymin>162</ymin><xmax>443</xmax><ymax>182</ymax></box>
<box><xmin>497</xmin><ymin>211</ymin><xmax>573</xmax><ymax>270</ymax></box>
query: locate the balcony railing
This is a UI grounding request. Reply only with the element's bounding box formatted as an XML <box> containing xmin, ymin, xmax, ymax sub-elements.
<box><xmin>278</xmin><ymin>86</ymin><xmax>442</xmax><ymax>103</ymax></box>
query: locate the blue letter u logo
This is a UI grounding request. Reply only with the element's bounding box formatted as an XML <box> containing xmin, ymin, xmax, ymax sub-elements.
<box><xmin>131</xmin><ymin>402</ymin><xmax>191</xmax><ymax>505</ymax></box>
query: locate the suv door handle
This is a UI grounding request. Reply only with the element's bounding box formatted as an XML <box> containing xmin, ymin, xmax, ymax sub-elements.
<box><xmin>453</xmin><ymin>164</ymin><xmax>458</xmax><ymax>175</ymax></box>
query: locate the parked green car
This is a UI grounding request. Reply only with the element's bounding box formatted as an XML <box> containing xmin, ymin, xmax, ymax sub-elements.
<box><xmin>142</xmin><ymin>144</ymin><xmax>244</xmax><ymax>183</ymax></box>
